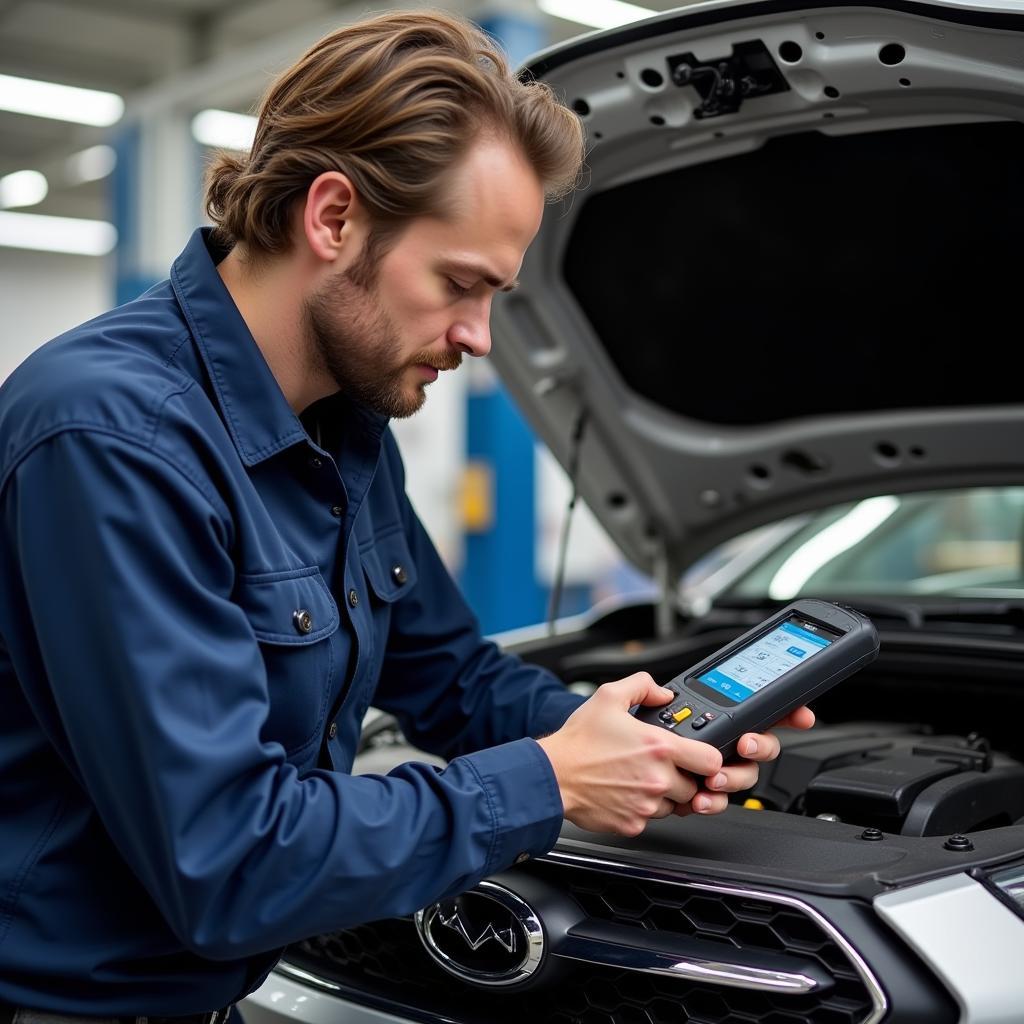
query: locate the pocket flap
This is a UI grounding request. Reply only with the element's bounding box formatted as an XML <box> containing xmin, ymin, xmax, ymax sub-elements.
<box><xmin>236</xmin><ymin>566</ymin><xmax>340</xmax><ymax>644</ymax></box>
<box><xmin>360</xmin><ymin>529</ymin><xmax>419</xmax><ymax>603</ymax></box>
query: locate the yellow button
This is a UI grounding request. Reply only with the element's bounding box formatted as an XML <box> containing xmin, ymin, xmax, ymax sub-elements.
<box><xmin>743</xmin><ymin>798</ymin><xmax>765</xmax><ymax>811</ymax></box>
<box><xmin>671</xmin><ymin>707</ymin><xmax>693</xmax><ymax>723</ymax></box>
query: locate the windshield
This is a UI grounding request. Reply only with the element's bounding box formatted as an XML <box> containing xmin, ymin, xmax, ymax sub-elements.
<box><xmin>720</xmin><ymin>487</ymin><xmax>1024</xmax><ymax>601</ymax></box>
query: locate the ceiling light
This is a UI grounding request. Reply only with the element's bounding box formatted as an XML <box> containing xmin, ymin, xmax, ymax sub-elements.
<box><xmin>0</xmin><ymin>73</ymin><xmax>123</xmax><ymax>127</ymax></box>
<box><xmin>537</xmin><ymin>0</ymin><xmax>656</xmax><ymax>30</ymax></box>
<box><xmin>0</xmin><ymin>211</ymin><xmax>117</xmax><ymax>256</ymax></box>
<box><xmin>0</xmin><ymin>170</ymin><xmax>49</xmax><ymax>209</ymax></box>
<box><xmin>191</xmin><ymin>109</ymin><xmax>257</xmax><ymax>151</ymax></box>
<box><xmin>65</xmin><ymin>145</ymin><xmax>118</xmax><ymax>186</ymax></box>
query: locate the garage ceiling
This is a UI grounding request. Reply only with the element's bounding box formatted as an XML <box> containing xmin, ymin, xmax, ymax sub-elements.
<box><xmin>0</xmin><ymin>0</ymin><xmax>687</xmax><ymax>224</ymax></box>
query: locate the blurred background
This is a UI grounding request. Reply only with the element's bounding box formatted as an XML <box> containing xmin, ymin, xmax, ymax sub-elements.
<box><xmin>0</xmin><ymin>0</ymin><xmax>685</xmax><ymax>634</ymax></box>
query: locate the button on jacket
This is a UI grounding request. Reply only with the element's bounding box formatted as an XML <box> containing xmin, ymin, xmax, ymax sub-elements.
<box><xmin>0</xmin><ymin>229</ymin><xmax>585</xmax><ymax>1013</ymax></box>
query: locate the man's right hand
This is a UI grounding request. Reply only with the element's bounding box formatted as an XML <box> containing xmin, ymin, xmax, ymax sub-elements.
<box><xmin>536</xmin><ymin>672</ymin><xmax>724</xmax><ymax>837</ymax></box>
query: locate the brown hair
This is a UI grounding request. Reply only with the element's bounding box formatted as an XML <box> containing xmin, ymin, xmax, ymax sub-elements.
<box><xmin>204</xmin><ymin>9</ymin><xmax>585</xmax><ymax>256</ymax></box>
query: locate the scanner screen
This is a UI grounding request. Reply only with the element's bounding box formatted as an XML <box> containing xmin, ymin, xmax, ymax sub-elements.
<box><xmin>696</xmin><ymin>617</ymin><xmax>837</xmax><ymax>704</ymax></box>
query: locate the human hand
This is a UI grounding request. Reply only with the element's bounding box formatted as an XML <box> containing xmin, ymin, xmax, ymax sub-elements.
<box><xmin>536</xmin><ymin>672</ymin><xmax>723</xmax><ymax>837</ymax></box>
<box><xmin>677</xmin><ymin>705</ymin><xmax>816</xmax><ymax>816</ymax></box>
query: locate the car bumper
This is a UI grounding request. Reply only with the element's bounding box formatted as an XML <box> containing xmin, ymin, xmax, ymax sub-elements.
<box><xmin>241</xmin><ymin>964</ymin><xmax>417</xmax><ymax>1024</ymax></box>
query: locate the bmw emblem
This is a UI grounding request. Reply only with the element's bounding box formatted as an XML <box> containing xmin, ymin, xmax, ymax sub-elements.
<box><xmin>414</xmin><ymin>880</ymin><xmax>545</xmax><ymax>987</ymax></box>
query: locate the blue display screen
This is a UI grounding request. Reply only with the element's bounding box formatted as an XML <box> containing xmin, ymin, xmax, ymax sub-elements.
<box><xmin>696</xmin><ymin>617</ymin><xmax>836</xmax><ymax>704</ymax></box>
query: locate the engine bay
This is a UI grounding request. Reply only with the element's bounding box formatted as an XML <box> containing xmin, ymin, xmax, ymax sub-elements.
<box><xmin>499</xmin><ymin>598</ymin><xmax>1024</xmax><ymax>847</ymax></box>
<box><xmin>750</xmin><ymin>722</ymin><xmax>1024</xmax><ymax>837</ymax></box>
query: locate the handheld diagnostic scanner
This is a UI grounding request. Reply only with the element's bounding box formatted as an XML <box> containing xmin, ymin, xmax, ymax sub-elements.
<box><xmin>634</xmin><ymin>599</ymin><xmax>879</xmax><ymax>762</ymax></box>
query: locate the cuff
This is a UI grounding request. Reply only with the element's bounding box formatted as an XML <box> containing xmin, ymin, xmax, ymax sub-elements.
<box><xmin>461</xmin><ymin>737</ymin><xmax>564</xmax><ymax>875</ymax></box>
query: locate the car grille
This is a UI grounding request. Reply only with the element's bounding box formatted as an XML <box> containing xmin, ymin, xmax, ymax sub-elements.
<box><xmin>283</xmin><ymin>859</ymin><xmax>879</xmax><ymax>1024</ymax></box>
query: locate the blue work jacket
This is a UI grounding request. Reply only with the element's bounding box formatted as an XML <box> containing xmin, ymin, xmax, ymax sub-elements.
<box><xmin>0</xmin><ymin>228</ymin><xmax>583</xmax><ymax>1013</ymax></box>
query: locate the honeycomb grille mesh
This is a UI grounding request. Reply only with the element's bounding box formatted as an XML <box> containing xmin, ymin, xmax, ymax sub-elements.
<box><xmin>285</xmin><ymin>863</ymin><xmax>875</xmax><ymax>1024</ymax></box>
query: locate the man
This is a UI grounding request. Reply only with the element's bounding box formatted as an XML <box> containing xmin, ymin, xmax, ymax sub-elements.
<box><xmin>0</xmin><ymin>11</ymin><xmax>813</xmax><ymax>1020</ymax></box>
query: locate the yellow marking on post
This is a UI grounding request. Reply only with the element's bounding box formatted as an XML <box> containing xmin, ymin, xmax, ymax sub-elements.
<box><xmin>460</xmin><ymin>461</ymin><xmax>494</xmax><ymax>532</ymax></box>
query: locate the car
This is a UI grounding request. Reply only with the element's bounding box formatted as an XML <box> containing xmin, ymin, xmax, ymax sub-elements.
<box><xmin>242</xmin><ymin>0</ymin><xmax>1024</xmax><ymax>1020</ymax></box>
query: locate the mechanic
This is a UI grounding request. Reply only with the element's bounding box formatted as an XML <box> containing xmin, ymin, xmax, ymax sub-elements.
<box><xmin>0</xmin><ymin>10</ymin><xmax>813</xmax><ymax>1021</ymax></box>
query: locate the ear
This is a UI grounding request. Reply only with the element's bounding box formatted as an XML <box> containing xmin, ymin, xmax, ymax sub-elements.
<box><xmin>302</xmin><ymin>171</ymin><xmax>365</xmax><ymax>264</ymax></box>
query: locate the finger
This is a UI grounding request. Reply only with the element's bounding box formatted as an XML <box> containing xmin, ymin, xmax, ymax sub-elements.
<box><xmin>666</xmin><ymin>736</ymin><xmax>723</xmax><ymax>777</ymax></box>
<box><xmin>603</xmin><ymin>672</ymin><xmax>674</xmax><ymax>710</ymax></box>
<box><xmin>777</xmin><ymin>705</ymin><xmax>816</xmax><ymax>730</ymax></box>
<box><xmin>687</xmin><ymin>790</ymin><xmax>729</xmax><ymax>815</ymax></box>
<box><xmin>663</xmin><ymin>771</ymin><xmax>700</xmax><ymax>807</ymax></box>
<box><xmin>651</xmin><ymin>797</ymin><xmax>677</xmax><ymax>819</ymax></box>
<box><xmin>706</xmin><ymin>762</ymin><xmax>759</xmax><ymax>793</ymax></box>
<box><xmin>736</xmin><ymin>731</ymin><xmax>782</xmax><ymax>762</ymax></box>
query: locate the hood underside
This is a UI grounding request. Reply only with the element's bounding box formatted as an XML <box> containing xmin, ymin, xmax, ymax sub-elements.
<box><xmin>489</xmin><ymin>0</ymin><xmax>1024</xmax><ymax>582</ymax></box>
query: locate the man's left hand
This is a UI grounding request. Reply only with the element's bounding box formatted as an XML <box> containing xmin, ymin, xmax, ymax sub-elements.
<box><xmin>680</xmin><ymin>705</ymin><xmax>815</xmax><ymax>816</ymax></box>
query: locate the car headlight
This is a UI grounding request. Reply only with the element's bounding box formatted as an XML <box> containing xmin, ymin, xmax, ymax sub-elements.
<box><xmin>985</xmin><ymin>864</ymin><xmax>1024</xmax><ymax>920</ymax></box>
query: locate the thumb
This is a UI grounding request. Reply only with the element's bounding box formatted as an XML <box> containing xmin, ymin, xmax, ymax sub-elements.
<box><xmin>605</xmin><ymin>672</ymin><xmax>674</xmax><ymax>709</ymax></box>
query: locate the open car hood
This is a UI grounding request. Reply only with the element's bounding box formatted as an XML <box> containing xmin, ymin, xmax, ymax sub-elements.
<box><xmin>490</xmin><ymin>0</ymin><xmax>1024</xmax><ymax>584</ymax></box>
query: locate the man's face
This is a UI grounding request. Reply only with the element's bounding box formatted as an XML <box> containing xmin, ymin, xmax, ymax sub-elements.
<box><xmin>303</xmin><ymin>137</ymin><xmax>546</xmax><ymax>418</ymax></box>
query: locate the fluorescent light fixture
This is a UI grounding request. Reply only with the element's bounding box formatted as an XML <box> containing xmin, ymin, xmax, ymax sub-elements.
<box><xmin>0</xmin><ymin>170</ymin><xmax>48</xmax><ymax>209</ymax></box>
<box><xmin>0</xmin><ymin>73</ymin><xmax>123</xmax><ymax>127</ymax></box>
<box><xmin>0</xmin><ymin>211</ymin><xmax>117</xmax><ymax>256</ymax></box>
<box><xmin>768</xmin><ymin>495</ymin><xmax>901</xmax><ymax>600</ymax></box>
<box><xmin>537</xmin><ymin>0</ymin><xmax>656</xmax><ymax>30</ymax></box>
<box><xmin>191</xmin><ymin>109</ymin><xmax>257</xmax><ymax>151</ymax></box>
<box><xmin>65</xmin><ymin>145</ymin><xmax>117</xmax><ymax>186</ymax></box>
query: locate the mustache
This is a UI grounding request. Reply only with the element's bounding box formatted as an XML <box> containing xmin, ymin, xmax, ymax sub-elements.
<box><xmin>414</xmin><ymin>350</ymin><xmax>463</xmax><ymax>372</ymax></box>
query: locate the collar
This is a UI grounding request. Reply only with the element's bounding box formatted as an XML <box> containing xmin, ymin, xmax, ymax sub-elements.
<box><xmin>170</xmin><ymin>227</ymin><xmax>308</xmax><ymax>467</ymax></box>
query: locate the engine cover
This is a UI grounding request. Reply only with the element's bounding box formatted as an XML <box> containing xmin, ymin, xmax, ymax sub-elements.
<box><xmin>748</xmin><ymin>723</ymin><xmax>1024</xmax><ymax>836</ymax></box>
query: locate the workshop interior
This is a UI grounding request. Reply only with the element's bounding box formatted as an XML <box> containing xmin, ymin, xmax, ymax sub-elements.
<box><xmin>4</xmin><ymin>2</ymin><xmax>1024</xmax><ymax>1023</ymax></box>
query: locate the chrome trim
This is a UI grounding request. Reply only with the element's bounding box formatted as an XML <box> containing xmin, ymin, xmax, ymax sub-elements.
<box><xmin>539</xmin><ymin>848</ymin><xmax>888</xmax><ymax>1024</ymax></box>
<box><xmin>555</xmin><ymin>930</ymin><xmax>821</xmax><ymax>993</ymax></box>
<box><xmin>244</xmin><ymin>971</ymin><xmax>446</xmax><ymax>1024</ymax></box>
<box><xmin>414</xmin><ymin>879</ymin><xmax>545</xmax><ymax>987</ymax></box>
<box><xmin>273</xmin><ymin>960</ymin><xmax>343</xmax><ymax>992</ymax></box>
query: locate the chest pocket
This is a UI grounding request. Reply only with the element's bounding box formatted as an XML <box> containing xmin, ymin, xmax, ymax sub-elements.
<box><xmin>359</xmin><ymin>527</ymin><xmax>419</xmax><ymax>605</ymax></box>
<box><xmin>235</xmin><ymin>566</ymin><xmax>340</xmax><ymax>760</ymax></box>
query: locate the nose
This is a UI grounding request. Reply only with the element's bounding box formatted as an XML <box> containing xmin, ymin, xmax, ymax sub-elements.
<box><xmin>447</xmin><ymin>299</ymin><xmax>492</xmax><ymax>358</ymax></box>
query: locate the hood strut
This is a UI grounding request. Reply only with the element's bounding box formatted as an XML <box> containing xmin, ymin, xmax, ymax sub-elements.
<box><xmin>653</xmin><ymin>536</ymin><xmax>677</xmax><ymax>639</ymax></box>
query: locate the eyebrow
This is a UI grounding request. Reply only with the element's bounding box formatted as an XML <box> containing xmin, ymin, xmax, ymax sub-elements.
<box><xmin>444</xmin><ymin>261</ymin><xmax>520</xmax><ymax>292</ymax></box>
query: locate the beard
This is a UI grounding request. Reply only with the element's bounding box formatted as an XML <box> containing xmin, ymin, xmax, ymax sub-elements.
<box><xmin>303</xmin><ymin>265</ymin><xmax>461</xmax><ymax>419</ymax></box>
